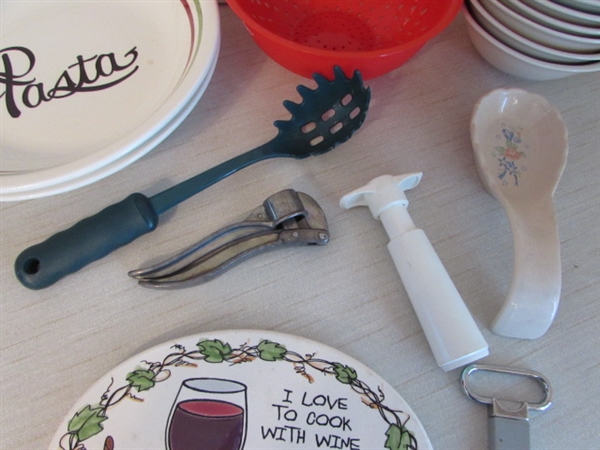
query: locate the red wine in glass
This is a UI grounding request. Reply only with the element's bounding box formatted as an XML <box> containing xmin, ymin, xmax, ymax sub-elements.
<box><xmin>166</xmin><ymin>378</ymin><xmax>247</xmax><ymax>450</ymax></box>
<box><xmin>168</xmin><ymin>399</ymin><xmax>244</xmax><ymax>450</ymax></box>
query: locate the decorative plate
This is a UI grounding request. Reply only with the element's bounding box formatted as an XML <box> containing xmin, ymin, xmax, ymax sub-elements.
<box><xmin>0</xmin><ymin>47</ymin><xmax>218</xmax><ymax>201</ymax></box>
<box><xmin>0</xmin><ymin>0</ymin><xmax>220</xmax><ymax>199</ymax></box>
<box><xmin>49</xmin><ymin>330</ymin><xmax>432</xmax><ymax>450</ymax></box>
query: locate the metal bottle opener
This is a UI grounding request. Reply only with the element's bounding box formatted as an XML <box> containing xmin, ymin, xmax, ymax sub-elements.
<box><xmin>128</xmin><ymin>189</ymin><xmax>329</xmax><ymax>288</ymax></box>
<box><xmin>461</xmin><ymin>364</ymin><xmax>553</xmax><ymax>450</ymax></box>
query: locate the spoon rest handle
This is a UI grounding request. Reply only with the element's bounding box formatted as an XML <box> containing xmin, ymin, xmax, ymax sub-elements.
<box><xmin>492</xmin><ymin>197</ymin><xmax>561</xmax><ymax>339</ymax></box>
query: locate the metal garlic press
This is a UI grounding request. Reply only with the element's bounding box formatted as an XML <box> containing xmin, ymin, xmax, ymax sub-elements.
<box><xmin>128</xmin><ymin>189</ymin><xmax>329</xmax><ymax>288</ymax></box>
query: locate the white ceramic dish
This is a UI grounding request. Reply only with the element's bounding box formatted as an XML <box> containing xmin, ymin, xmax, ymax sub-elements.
<box><xmin>552</xmin><ymin>0</ymin><xmax>600</xmax><ymax>14</ymax></box>
<box><xmin>0</xmin><ymin>0</ymin><xmax>220</xmax><ymax>198</ymax></box>
<box><xmin>480</xmin><ymin>0</ymin><xmax>600</xmax><ymax>53</ymax></box>
<box><xmin>498</xmin><ymin>0</ymin><xmax>600</xmax><ymax>37</ymax></box>
<box><xmin>470</xmin><ymin>0</ymin><xmax>600</xmax><ymax>64</ymax></box>
<box><xmin>521</xmin><ymin>0</ymin><xmax>600</xmax><ymax>26</ymax></box>
<box><xmin>471</xmin><ymin>88</ymin><xmax>567</xmax><ymax>339</ymax></box>
<box><xmin>48</xmin><ymin>330</ymin><xmax>433</xmax><ymax>450</ymax></box>
<box><xmin>463</xmin><ymin>4</ymin><xmax>600</xmax><ymax>80</ymax></box>
<box><xmin>0</xmin><ymin>53</ymin><xmax>218</xmax><ymax>202</ymax></box>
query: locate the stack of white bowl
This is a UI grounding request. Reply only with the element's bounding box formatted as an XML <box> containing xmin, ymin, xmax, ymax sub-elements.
<box><xmin>463</xmin><ymin>0</ymin><xmax>600</xmax><ymax>80</ymax></box>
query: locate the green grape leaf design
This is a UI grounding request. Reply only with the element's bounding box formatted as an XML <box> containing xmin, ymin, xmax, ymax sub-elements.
<box><xmin>333</xmin><ymin>363</ymin><xmax>358</xmax><ymax>384</ymax></box>
<box><xmin>67</xmin><ymin>405</ymin><xmax>107</xmax><ymax>442</ymax></box>
<box><xmin>257</xmin><ymin>339</ymin><xmax>287</xmax><ymax>361</ymax></box>
<box><xmin>197</xmin><ymin>338</ymin><xmax>232</xmax><ymax>363</ymax></box>
<box><xmin>385</xmin><ymin>423</ymin><xmax>413</xmax><ymax>450</ymax></box>
<box><xmin>59</xmin><ymin>338</ymin><xmax>419</xmax><ymax>450</ymax></box>
<box><xmin>126</xmin><ymin>369</ymin><xmax>156</xmax><ymax>392</ymax></box>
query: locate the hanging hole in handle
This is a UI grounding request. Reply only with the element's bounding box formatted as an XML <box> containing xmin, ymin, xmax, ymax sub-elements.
<box><xmin>461</xmin><ymin>364</ymin><xmax>552</xmax><ymax>411</ymax></box>
<box><xmin>22</xmin><ymin>257</ymin><xmax>41</xmax><ymax>275</ymax></box>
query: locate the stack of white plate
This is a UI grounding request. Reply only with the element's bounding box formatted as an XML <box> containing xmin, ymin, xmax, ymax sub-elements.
<box><xmin>1</xmin><ymin>0</ymin><xmax>221</xmax><ymax>201</ymax></box>
<box><xmin>463</xmin><ymin>0</ymin><xmax>600</xmax><ymax>80</ymax></box>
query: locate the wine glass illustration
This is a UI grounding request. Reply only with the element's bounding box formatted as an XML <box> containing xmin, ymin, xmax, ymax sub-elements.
<box><xmin>166</xmin><ymin>378</ymin><xmax>248</xmax><ymax>450</ymax></box>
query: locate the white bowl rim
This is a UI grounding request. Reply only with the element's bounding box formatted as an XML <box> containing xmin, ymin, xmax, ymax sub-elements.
<box><xmin>463</xmin><ymin>3</ymin><xmax>600</xmax><ymax>74</ymax></box>
<box><xmin>471</xmin><ymin>0</ymin><xmax>600</xmax><ymax>62</ymax></box>
<box><xmin>480</xmin><ymin>0</ymin><xmax>600</xmax><ymax>46</ymax></box>
<box><xmin>520</xmin><ymin>0</ymin><xmax>600</xmax><ymax>26</ymax></box>
<box><xmin>552</xmin><ymin>0</ymin><xmax>600</xmax><ymax>14</ymax></box>
<box><xmin>499</xmin><ymin>0</ymin><xmax>600</xmax><ymax>37</ymax></box>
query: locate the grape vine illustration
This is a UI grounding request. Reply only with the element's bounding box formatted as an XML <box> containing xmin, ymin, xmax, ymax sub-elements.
<box><xmin>58</xmin><ymin>338</ymin><xmax>418</xmax><ymax>450</ymax></box>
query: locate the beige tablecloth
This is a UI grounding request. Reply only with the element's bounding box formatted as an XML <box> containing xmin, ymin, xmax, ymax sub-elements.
<box><xmin>1</xmin><ymin>5</ymin><xmax>599</xmax><ymax>450</ymax></box>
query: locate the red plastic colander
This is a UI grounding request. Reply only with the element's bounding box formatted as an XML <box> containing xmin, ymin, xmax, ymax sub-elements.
<box><xmin>227</xmin><ymin>0</ymin><xmax>462</xmax><ymax>79</ymax></box>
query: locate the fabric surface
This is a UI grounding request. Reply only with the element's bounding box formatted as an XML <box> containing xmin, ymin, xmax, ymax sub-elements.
<box><xmin>1</xmin><ymin>5</ymin><xmax>598</xmax><ymax>450</ymax></box>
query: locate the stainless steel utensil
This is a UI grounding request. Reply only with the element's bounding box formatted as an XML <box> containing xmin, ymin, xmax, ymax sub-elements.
<box><xmin>129</xmin><ymin>189</ymin><xmax>329</xmax><ymax>288</ymax></box>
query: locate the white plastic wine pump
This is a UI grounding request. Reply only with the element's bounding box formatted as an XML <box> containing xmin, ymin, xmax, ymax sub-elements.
<box><xmin>340</xmin><ymin>173</ymin><xmax>489</xmax><ymax>372</ymax></box>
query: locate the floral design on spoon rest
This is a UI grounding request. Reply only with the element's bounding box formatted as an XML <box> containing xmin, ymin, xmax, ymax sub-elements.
<box><xmin>494</xmin><ymin>126</ymin><xmax>528</xmax><ymax>186</ymax></box>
